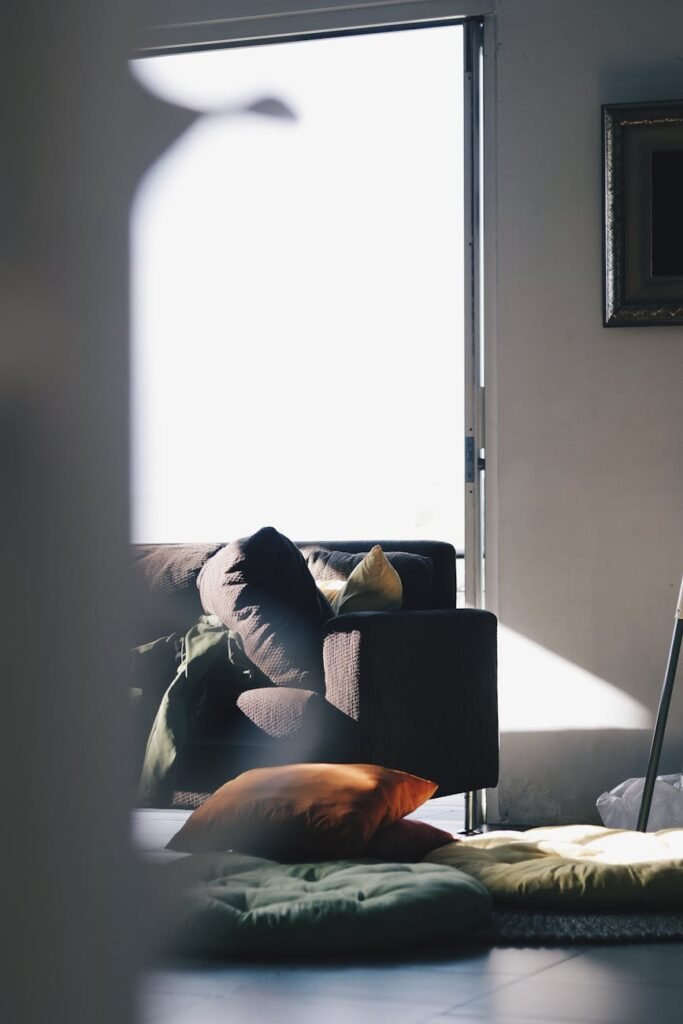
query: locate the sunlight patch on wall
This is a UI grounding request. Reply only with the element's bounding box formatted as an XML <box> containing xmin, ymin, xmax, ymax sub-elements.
<box><xmin>498</xmin><ymin>625</ymin><xmax>651</xmax><ymax>732</ymax></box>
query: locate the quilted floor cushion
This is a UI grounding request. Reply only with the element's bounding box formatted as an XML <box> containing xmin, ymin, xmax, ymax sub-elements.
<box><xmin>424</xmin><ymin>825</ymin><xmax>683</xmax><ymax>911</ymax></box>
<box><xmin>160</xmin><ymin>852</ymin><xmax>492</xmax><ymax>957</ymax></box>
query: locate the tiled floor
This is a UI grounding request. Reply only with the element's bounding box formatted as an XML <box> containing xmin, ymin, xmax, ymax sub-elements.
<box><xmin>139</xmin><ymin>943</ymin><xmax>683</xmax><ymax>1024</ymax></box>
<box><xmin>138</xmin><ymin>796</ymin><xmax>683</xmax><ymax>1023</ymax></box>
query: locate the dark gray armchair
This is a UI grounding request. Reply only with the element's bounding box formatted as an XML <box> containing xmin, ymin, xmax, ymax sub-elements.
<box><xmin>130</xmin><ymin>539</ymin><xmax>498</xmax><ymax>810</ymax></box>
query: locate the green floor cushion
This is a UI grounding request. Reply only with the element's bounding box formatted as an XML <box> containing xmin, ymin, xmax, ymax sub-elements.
<box><xmin>160</xmin><ymin>852</ymin><xmax>492</xmax><ymax>957</ymax></box>
<box><xmin>424</xmin><ymin>825</ymin><xmax>683</xmax><ymax>911</ymax></box>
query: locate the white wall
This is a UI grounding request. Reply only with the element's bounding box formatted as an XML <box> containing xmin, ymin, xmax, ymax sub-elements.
<box><xmin>491</xmin><ymin>0</ymin><xmax>683</xmax><ymax>823</ymax></box>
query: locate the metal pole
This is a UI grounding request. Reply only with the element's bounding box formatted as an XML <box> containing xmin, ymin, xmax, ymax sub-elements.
<box><xmin>463</xmin><ymin>789</ymin><xmax>486</xmax><ymax>834</ymax></box>
<box><xmin>463</xmin><ymin>17</ymin><xmax>485</xmax><ymax>611</ymax></box>
<box><xmin>637</xmin><ymin>576</ymin><xmax>683</xmax><ymax>832</ymax></box>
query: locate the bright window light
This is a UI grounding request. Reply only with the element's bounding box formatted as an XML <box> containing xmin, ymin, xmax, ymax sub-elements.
<box><xmin>131</xmin><ymin>26</ymin><xmax>465</xmax><ymax>544</ymax></box>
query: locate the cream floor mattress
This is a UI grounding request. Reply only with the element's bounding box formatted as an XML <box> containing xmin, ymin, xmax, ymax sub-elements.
<box><xmin>426</xmin><ymin>825</ymin><xmax>683</xmax><ymax>910</ymax></box>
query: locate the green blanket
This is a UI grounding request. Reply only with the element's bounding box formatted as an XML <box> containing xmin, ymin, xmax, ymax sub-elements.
<box><xmin>157</xmin><ymin>852</ymin><xmax>492</xmax><ymax>957</ymax></box>
<box><xmin>138</xmin><ymin>618</ymin><xmax>250</xmax><ymax>806</ymax></box>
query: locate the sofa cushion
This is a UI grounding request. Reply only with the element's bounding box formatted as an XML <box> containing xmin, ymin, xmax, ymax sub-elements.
<box><xmin>302</xmin><ymin>546</ymin><xmax>434</xmax><ymax>610</ymax></box>
<box><xmin>130</xmin><ymin>543</ymin><xmax>224</xmax><ymax>645</ymax></box>
<box><xmin>166</xmin><ymin>762</ymin><xmax>437</xmax><ymax>859</ymax></box>
<box><xmin>197</xmin><ymin>527</ymin><xmax>332</xmax><ymax>693</ymax></box>
<box><xmin>236</xmin><ymin>686</ymin><xmax>324</xmax><ymax>741</ymax></box>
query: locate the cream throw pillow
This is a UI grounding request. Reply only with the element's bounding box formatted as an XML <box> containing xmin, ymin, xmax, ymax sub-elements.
<box><xmin>317</xmin><ymin>545</ymin><xmax>403</xmax><ymax>615</ymax></box>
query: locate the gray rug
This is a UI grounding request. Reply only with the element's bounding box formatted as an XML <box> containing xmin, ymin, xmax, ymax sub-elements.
<box><xmin>479</xmin><ymin>909</ymin><xmax>683</xmax><ymax>944</ymax></box>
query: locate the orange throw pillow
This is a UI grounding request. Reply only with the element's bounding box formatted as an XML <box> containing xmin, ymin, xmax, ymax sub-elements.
<box><xmin>166</xmin><ymin>763</ymin><xmax>437</xmax><ymax>860</ymax></box>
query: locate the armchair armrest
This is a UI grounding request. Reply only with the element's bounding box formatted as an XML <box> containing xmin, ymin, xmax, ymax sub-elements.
<box><xmin>323</xmin><ymin>609</ymin><xmax>498</xmax><ymax>795</ymax></box>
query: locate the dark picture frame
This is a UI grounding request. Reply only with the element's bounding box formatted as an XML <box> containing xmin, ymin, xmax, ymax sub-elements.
<box><xmin>603</xmin><ymin>99</ymin><xmax>683</xmax><ymax>327</ymax></box>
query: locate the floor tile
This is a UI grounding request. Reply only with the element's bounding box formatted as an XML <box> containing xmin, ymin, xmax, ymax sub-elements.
<box><xmin>531</xmin><ymin>943</ymin><xmax>683</xmax><ymax>988</ymax></box>
<box><xmin>136</xmin><ymin>990</ymin><xmax>205</xmax><ymax>1023</ymax></box>
<box><xmin>418</xmin><ymin>945</ymin><xmax>586</xmax><ymax>977</ymax></box>
<box><xmin>423</xmin><ymin>1018</ymin><xmax>568</xmax><ymax>1024</ymax></box>
<box><xmin>423</xmin><ymin>1017</ymin><xmax>582</xmax><ymax>1024</ymax></box>
<box><xmin>448</xmin><ymin>973</ymin><xmax>683</xmax><ymax>1023</ymax></box>
<box><xmin>140</xmin><ymin>990</ymin><xmax>444</xmax><ymax>1024</ymax></box>
<box><xmin>226</xmin><ymin>962</ymin><xmax>520</xmax><ymax>1007</ymax></box>
<box><xmin>142</xmin><ymin>965</ymin><xmax>249</xmax><ymax>998</ymax></box>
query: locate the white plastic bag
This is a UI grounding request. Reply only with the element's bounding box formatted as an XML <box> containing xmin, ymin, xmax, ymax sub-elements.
<box><xmin>596</xmin><ymin>774</ymin><xmax>683</xmax><ymax>831</ymax></box>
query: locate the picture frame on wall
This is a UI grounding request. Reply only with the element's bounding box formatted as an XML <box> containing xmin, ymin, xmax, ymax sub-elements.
<box><xmin>603</xmin><ymin>99</ymin><xmax>683</xmax><ymax>327</ymax></box>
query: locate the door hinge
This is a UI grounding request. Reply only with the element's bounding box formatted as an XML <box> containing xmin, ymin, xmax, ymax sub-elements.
<box><xmin>465</xmin><ymin>435</ymin><xmax>475</xmax><ymax>483</ymax></box>
<box><xmin>466</xmin><ymin>436</ymin><xmax>486</xmax><ymax>482</ymax></box>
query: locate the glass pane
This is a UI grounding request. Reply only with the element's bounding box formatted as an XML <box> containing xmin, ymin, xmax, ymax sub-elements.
<box><xmin>131</xmin><ymin>26</ymin><xmax>465</xmax><ymax>545</ymax></box>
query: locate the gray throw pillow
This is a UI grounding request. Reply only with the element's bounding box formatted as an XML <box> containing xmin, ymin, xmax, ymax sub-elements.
<box><xmin>197</xmin><ymin>527</ymin><xmax>333</xmax><ymax>693</ymax></box>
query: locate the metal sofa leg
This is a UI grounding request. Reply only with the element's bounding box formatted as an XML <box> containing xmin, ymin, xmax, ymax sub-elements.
<box><xmin>463</xmin><ymin>789</ymin><xmax>487</xmax><ymax>834</ymax></box>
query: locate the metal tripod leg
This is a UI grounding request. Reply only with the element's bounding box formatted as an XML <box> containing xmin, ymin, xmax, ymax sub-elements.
<box><xmin>637</xmin><ymin>577</ymin><xmax>683</xmax><ymax>832</ymax></box>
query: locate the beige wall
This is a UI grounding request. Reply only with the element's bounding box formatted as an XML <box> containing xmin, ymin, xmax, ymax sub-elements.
<box><xmin>490</xmin><ymin>0</ymin><xmax>683</xmax><ymax>823</ymax></box>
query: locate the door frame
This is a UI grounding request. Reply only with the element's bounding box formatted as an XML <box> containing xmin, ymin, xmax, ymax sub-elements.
<box><xmin>135</xmin><ymin>1</ymin><xmax>494</xmax><ymax>54</ymax></box>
